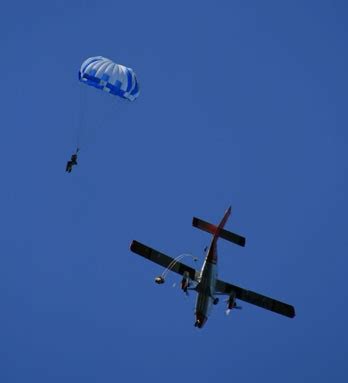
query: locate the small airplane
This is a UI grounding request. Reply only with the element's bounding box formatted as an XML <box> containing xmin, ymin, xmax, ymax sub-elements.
<box><xmin>130</xmin><ymin>207</ymin><xmax>295</xmax><ymax>329</ymax></box>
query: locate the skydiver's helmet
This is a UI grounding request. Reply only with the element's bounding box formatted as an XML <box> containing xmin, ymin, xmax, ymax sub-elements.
<box><xmin>155</xmin><ymin>276</ymin><xmax>165</xmax><ymax>284</ymax></box>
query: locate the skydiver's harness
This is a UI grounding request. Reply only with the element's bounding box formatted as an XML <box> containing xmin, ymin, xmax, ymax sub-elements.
<box><xmin>71</xmin><ymin>148</ymin><xmax>79</xmax><ymax>164</ymax></box>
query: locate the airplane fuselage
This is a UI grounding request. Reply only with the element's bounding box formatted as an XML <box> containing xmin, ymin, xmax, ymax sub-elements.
<box><xmin>194</xmin><ymin>240</ymin><xmax>218</xmax><ymax>328</ymax></box>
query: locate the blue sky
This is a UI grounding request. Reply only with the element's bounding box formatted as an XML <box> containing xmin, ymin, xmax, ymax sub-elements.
<box><xmin>1</xmin><ymin>1</ymin><xmax>347</xmax><ymax>382</ymax></box>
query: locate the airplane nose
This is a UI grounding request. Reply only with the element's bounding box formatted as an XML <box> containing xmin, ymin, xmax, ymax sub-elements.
<box><xmin>194</xmin><ymin>312</ymin><xmax>207</xmax><ymax>328</ymax></box>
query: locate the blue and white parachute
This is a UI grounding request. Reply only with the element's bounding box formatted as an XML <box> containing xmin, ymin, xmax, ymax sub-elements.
<box><xmin>78</xmin><ymin>56</ymin><xmax>140</xmax><ymax>101</ymax></box>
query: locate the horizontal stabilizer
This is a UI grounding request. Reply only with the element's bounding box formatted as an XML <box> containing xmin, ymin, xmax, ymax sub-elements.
<box><xmin>192</xmin><ymin>217</ymin><xmax>246</xmax><ymax>247</ymax></box>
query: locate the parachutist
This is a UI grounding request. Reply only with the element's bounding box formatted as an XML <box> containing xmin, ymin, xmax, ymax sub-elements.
<box><xmin>65</xmin><ymin>151</ymin><xmax>78</xmax><ymax>173</ymax></box>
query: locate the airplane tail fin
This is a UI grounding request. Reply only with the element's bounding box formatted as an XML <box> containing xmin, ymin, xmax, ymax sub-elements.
<box><xmin>192</xmin><ymin>207</ymin><xmax>246</xmax><ymax>247</ymax></box>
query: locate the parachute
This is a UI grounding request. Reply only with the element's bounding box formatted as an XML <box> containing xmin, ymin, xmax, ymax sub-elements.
<box><xmin>66</xmin><ymin>56</ymin><xmax>139</xmax><ymax>166</ymax></box>
<box><xmin>78</xmin><ymin>56</ymin><xmax>140</xmax><ymax>101</ymax></box>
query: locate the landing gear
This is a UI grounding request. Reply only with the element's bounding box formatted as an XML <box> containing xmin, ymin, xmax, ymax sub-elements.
<box><xmin>213</xmin><ymin>297</ymin><xmax>219</xmax><ymax>305</ymax></box>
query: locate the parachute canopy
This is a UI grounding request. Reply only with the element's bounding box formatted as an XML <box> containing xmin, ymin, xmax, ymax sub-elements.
<box><xmin>78</xmin><ymin>56</ymin><xmax>140</xmax><ymax>101</ymax></box>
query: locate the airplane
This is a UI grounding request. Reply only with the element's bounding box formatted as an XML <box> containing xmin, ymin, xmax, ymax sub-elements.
<box><xmin>130</xmin><ymin>207</ymin><xmax>295</xmax><ymax>329</ymax></box>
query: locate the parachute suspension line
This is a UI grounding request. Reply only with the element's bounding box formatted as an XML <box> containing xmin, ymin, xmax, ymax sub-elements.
<box><xmin>95</xmin><ymin>95</ymin><xmax>118</xmax><ymax>132</ymax></box>
<box><xmin>76</xmin><ymin>83</ymin><xmax>87</xmax><ymax>151</ymax></box>
<box><xmin>76</xmin><ymin>56</ymin><xmax>140</xmax><ymax>151</ymax></box>
<box><xmin>161</xmin><ymin>253</ymin><xmax>198</xmax><ymax>280</ymax></box>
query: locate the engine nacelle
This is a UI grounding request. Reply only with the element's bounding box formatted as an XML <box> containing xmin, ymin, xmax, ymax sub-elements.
<box><xmin>181</xmin><ymin>271</ymin><xmax>190</xmax><ymax>293</ymax></box>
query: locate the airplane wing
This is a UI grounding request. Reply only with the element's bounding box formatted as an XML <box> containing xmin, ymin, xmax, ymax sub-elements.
<box><xmin>130</xmin><ymin>240</ymin><xmax>198</xmax><ymax>281</ymax></box>
<box><xmin>215</xmin><ymin>279</ymin><xmax>295</xmax><ymax>318</ymax></box>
